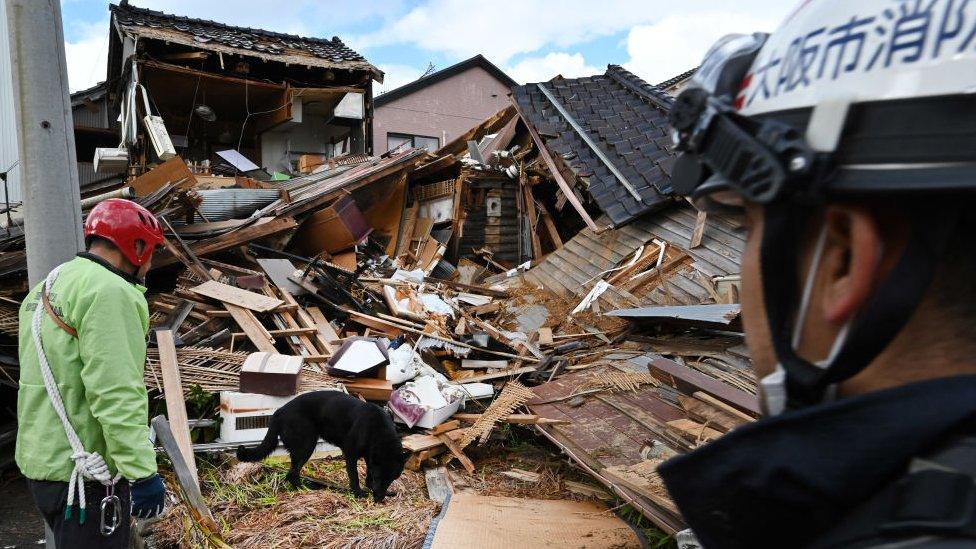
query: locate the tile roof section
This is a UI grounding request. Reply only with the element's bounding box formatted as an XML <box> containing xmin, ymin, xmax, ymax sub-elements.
<box><xmin>110</xmin><ymin>3</ymin><xmax>380</xmax><ymax>78</ymax></box>
<box><xmin>524</xmin><ymin>204</ymin><xmax>745</xmax><ymax>310</ymax></box>
<box><xmin>513</xmin><ymin>65</ymin><xmax>677</xmax><ymax>227</ymax></box>
<box><xmin>656</xmin><ymin>67</ymin><xmax>698</xmax><ymax>90</ymax></box>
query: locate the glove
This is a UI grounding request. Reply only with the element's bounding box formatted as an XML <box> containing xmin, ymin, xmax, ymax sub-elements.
<box><xmin>130</xmin><ymin>474</ymin><xmax>166</xmax><ymax>519</ymax></box>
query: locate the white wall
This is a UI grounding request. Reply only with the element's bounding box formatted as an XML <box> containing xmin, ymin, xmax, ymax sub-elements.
<box><xmin>260</xmin><ymin>111</ymin><xmax>359</xmax><ymax>173</ymax></box>
<box><xmin>0</xmin><ymin>0</ymin><xmax>22</xmax><ymax>205</ymax></box>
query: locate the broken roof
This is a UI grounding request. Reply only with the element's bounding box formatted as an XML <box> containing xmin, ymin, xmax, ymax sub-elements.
<box><xmin>656</xmin><ymin>67</ymin><xmax>698</xmax><ymax>90</ymax></box>
<box><xmin>375</xmin><ymin>54</ymin><xmax>516</xmax><ymax>108</ymax></box>
<box><xmin>110</xmin><ymin>2</ymin><xmax>382</xmax><ymax>80</ymax></box>
<box><xmin>513</xmin><ymin>65</ymin><xmax>676</xmax><ymax>227</ymax></box>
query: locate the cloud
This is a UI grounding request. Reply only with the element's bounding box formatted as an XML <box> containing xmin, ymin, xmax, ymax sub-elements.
<box><xmin>353</xmin><ymin>0</ymin><xmax>660</xmax><ymax>64</ymax></box>
<box><xmin>373</xmin><ymin>63</ymin><xmax>427</xmax><ymax>95</ymax></box>
<box><xmin>64</xmin><ymin>18</ymin><xmax>109</xmax><ymax>92</ymax></box>
<box><xmin>623</xmin><ymin>10</ymin><xmax>788</xmax><ymax>85</ymax></box>
<box><xmin>505</xmin><ymin>52</ymin><xmax>600</xmax><ymax>84</ymax></box>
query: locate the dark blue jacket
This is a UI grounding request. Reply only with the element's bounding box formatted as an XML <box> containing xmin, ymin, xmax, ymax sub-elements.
<box><xmin>659</xmin><ymin>376</ymin><xmax>976</xmax><ymax>548</ymax></box>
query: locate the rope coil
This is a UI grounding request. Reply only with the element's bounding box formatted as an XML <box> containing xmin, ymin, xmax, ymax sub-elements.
<box><xmin>31</xmin><ymin>265</ymin><xmax>121</xmax><ymax>523</ymax></box>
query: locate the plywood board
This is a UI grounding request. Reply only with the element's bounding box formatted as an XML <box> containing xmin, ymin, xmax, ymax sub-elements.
<box><xmin>429</xmin><ymin>493</ymin><xmax>640</xmax><ymax>549</ymax></box>
<box><xmin>191</xmin><ymin>280</ymin><xmax>283</xmax><ymax>312</ymax></box>
<box><xmin>156</xmin><ymin>329</ymin><xmax>199</xmax><ymax>485</ymax></box>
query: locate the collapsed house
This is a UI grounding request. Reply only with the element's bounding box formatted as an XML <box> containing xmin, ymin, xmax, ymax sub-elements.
<box><xmin>0</xmin><ymin>14</ymin><xmax>748</xmax><ymax>541</ymax></box>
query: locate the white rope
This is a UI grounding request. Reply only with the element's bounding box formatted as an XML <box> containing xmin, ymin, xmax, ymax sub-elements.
<box><xmin>31</xmin><ymin>265</ymin><xmax>120</xmax><ymax>520</ymax></box>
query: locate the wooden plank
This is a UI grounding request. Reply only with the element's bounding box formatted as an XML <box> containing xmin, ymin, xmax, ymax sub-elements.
<box><xmin>538</xmin><ymin>327</ymin><xmax>554</xmax><ymax>346</ymax></box>
<box><xmin>648</xmin><ymin>356</ymin><xmax>760</xmax><ymax>414</ymax></box>
<box><xmin>337</xmin><ymin>378</ymin><xmax>393</xmax><ymax>401</ymax></box>
<box><xmin>225</xmin><ymin>305</ymin><xmax>276</xmax><ymax>352</ymax></box>
<box><xmin>402</xmin><ymin>434</ymin><xmax>444</xmax><ymax>452</ymax></box>
<box><xmin>307</xmin><ymin>306</ymin><xmax>342</xmax><ymax>354</ymax></box>
<box><xmin>460</xmin><ymin>359</ymin><xmax>509</xmax><ymax>370</ymax></box>
<box><xmin>130</xmin><ymin>156</ymin><xmax>195</xmax><ymax>197</ymax></box>
<box><xmin>156</xmin><ymin>330</ymin><xmax>199</xmax><ymax>485</ymax></box>
<box><xmin>151</xmin><ymin>416</ymin><xmax>229</xmax><ymax>548</ymax></box>
<box><xmin>523</xmin><ymin>180</ymin><xmax>543</xmax><ymax>259</ymax></box>
<box><xmin>435</xmin><ymin>105</ymin><xmax>516</xmax><ymax>157</ymax></box>
<box><xmin>424</xmin><ymin>466</ymin><xmax>454</xmax><ymax>504</ymax></box>
<box><xmin>438</xmin><ymin>433</ymin><xmax>475</xmax><ymax>474</ymax></box>
<box><xmin>190</xmin><ymin>280</ymin><xmax>283</xmax><ymax>312</ymax></box>
<box><xmin>512</xmin><ymin>97</ymin><xmax>601</xmax><ymax>233</ymax></box>
<box><xmin>536</xmin><ymin>200</ymin><xmax>564</xmax><ymax>248</ymax></box>
<box><xmin>429</xmin><ymin>420</ymin><xmax>461</xmax><ymax>436</ymax></box>
<box><xmin>153</xmin><ymin>217</ymin><xmax>298</xmax><ymax>269</ymax></box>
<box><xmin>460</xmin><ymin>366</ymin><xmax>537</xmax><ymax>384</ymax></box>
<box><xmin>689</xmin><ymin>209</ymin><xmax>708</xmax><ymax>249</ymax></box>
<box><xmin>692</xmin><ymin>391</ymin><xmax>756</xmax><ymax>422</ymax></box>
<box><xmin>602</xmin><ymin>460</ymin><xmax>679</xmax><ymax>515</ymax></box>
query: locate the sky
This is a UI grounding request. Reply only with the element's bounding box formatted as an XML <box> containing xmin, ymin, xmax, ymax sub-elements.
<box><xmin>60</xmin><ymin>0</ymin><xmax>796</xmax><ymax>94</ymax></box>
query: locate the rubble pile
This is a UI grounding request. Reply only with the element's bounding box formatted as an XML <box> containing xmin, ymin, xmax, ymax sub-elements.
<box><xmin>0</xmin><ymin>66</ymin><xmax>759</xmax><ymax>547</ymax></box>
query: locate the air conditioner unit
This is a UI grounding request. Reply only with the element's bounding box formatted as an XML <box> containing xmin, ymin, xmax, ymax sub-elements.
<box><xmin>93</xmin><ymin>147</ymin><xmax>129</xmax><ymax>173</ymax></box>
<box><xmin>139</xmin><ymin>86</ymin><xmax>176</xmax><ymax>161</ymax></box>
<box><xmin>217</xmin><ymin>391</ymin><xmax>341</xmax><ymax>458</ymax></box>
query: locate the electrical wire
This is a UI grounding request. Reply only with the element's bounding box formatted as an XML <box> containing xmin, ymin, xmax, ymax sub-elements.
<box><xmin>236</xmin><ymin>79</ymin><xmax>302</xmax><ymax>153</ymax></box>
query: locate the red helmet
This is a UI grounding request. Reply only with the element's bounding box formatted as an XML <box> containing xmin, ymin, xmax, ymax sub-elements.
<box><xmin>84</xmin><ymin>199</ymin><xmax>164</xmax><ymax>267</ymax></box>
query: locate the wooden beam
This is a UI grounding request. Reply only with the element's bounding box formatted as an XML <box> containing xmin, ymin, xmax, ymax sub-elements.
<box><xmin>460</xmin><ymin>366</ymin><xmax>537</xmax><ymax>384</ymax></box>
<box><xmin>435</xmin><ymin>105</ymin><xmax>516</xmax><ymax>157</ymax></box>
<box><xmin>153</xmin><ymin>217</ymin><xmax>298</xmax><ymax>269</ymax></box>
<box><xmin>649</xmin><ymin>356</ymin><xmax>760</xmax><ymax>414</ymax></box>
<box><xmin>522</xmin><ymin>178</ymin><xmax>543</xmax><ymax>259</ymax></box>
<box><xmin>438</xmin><ymin>433</ymin><xmax>475</xmax><ymax>474</ymax></box>
<box><xmin>151</xmin><ymin>416</ymin><xmax>229</xmax><ymax>548</ymax></box>
<box><xmin>689</xmin><ymin>209</ymin><xmax>708</xmax><ymax>249</ymax></box>
<box><xmin>190</xmin><ymin>280</ymin><xmax>283</xmax><ymax>312</ymax></box>
<box><xmin>156</xmin><ymin>329</ymin><xmax>199</xmax><ymax>485</ymax></box>
<box><xmin>510</xmin><ymin>97</ymin><xmax>601</xmax><ymax>233</ymax></box>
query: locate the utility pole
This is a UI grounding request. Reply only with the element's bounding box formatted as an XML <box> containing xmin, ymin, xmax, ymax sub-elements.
<box><xmin>4</xmin><ymin>0</ymin><xmax>83</xmax><ymax>285</ymax></box>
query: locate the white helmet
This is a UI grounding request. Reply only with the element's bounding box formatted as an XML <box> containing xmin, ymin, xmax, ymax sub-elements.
<box><xmin>669</xmin><ymin>0</ymin><xmax>976</xmax><ymax>414</ymax></box>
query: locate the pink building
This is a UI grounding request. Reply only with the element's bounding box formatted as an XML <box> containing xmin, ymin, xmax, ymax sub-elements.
<box><xmin>372</xmin><ymin>55</ymin><xmax>517</xmax><ymax>153</ymax></box>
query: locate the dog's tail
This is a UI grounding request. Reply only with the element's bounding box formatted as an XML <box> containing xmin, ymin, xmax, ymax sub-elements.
<box><xmin>236</xmin><ymin>417</ymin><xmax>280</xmax><ymax>462</ymax></box>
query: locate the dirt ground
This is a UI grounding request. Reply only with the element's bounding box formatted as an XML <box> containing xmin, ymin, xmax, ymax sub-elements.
<box><xmin>152</xmin><ymin>427</ymin><xmax>672</xmax><ymax>548</ymax></box>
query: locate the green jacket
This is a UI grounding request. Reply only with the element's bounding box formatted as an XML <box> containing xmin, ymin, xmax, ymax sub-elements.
<box><xmin>16</xmin><ymin>254</ymin><xmax>157</xmax><ymax>481</ymax></box>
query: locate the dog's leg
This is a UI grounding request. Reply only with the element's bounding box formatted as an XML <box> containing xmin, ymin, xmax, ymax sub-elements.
<box><xmin>344</xmin><ymin>451</ymin><xmax>366</xmax><ymax>498</ymax></box>
<box><xmin>285</xmin><ymin>437</ymin><xmax>317</xmax><ymax>489</ymax></box>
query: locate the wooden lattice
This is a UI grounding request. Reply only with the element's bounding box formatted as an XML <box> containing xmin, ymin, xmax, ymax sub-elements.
<box><xmin>457</xmin><ymin>381</ymin><xmax>535</xmax><ymax>448</ymax></box>
<box><xmin>586</xmin><ymin>371</ymin><xmax>659</xmax><ymax>393</ymax></box>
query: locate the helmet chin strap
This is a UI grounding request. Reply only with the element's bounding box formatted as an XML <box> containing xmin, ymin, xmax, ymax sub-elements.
<box><xmin>760</xmin><ymin>224</ymin><xmax>852</xmax><ymax>416</ymax></box>
<box><xmin>758</xmin><ymin>200</ymin><xmax>962</xmax><ymax>416</ymax></box>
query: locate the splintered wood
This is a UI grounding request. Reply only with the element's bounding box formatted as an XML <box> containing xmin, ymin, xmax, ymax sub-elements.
<box><xmin>457</xmin><ymin>382</ymin><xmax>535</xmax><ymax>448</ymax></box>
<box><xmin>601</xmin><ymin>459</ymin><xmax>678</xmax><ymax>515</ymax></box>
<box><xmin>586</xmin><ymin>371</ymin><xmax>659</xmax><ymax>393</ymax></box>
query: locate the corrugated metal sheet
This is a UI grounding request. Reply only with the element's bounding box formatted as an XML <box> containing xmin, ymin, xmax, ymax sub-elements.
<box><xmin>523</xmin><ymin>204</ymin><xmax>745</xmax><ymax>309</ymax></box>
<box><xmin>0</xmin><ymin>0</ymin><xmax>23</xmax><ymax>204</ymax></box>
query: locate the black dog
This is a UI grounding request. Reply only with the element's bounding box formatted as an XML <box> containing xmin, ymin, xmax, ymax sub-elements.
<box><xmin>236</xmin><ymin>390</ymin><xmax>407</xmax><ymax>502</ymax></box>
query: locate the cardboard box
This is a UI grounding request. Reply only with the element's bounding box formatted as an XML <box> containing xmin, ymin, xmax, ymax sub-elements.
<box><xmin>293</xmin><ymin>195</ymin><xmax>373</xmax><ymax>255</ymax></box>
<box><xmin>239</xmin><ymin>352</ymin><xmax>302</xmax><ymax>396</ymax></box>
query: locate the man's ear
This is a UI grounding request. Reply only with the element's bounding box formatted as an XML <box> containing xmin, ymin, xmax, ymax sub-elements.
<box><xmin>818</xmin><ymin>205</ymin><xmax>884</xmax><ymax>325</ymax></box>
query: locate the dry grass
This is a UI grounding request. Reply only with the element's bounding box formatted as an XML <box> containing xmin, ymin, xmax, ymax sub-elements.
<box><xmin>152</xmin><ymin>430</ymin><xmax>610</xmax><ymax>549</ymax></box>
<box><xmin>155</xmin><ymin>457</ymin><xmax>438</xmax><ymax>549</ymax></box>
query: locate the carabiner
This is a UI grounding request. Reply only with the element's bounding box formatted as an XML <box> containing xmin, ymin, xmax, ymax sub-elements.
<box><xmin>99</xmin><ymin>484</ymin><xmax>121</xmax><ymax>537</ymax></box>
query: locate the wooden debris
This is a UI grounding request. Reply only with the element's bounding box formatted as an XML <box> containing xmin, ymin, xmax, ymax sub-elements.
<box><xmin>156</xmin><ymin>329</ymin><xmax>199</xmax><ymax>485</ymax></box>
<box><xmin>500</xmin><ymin>469</ymin><xmax>542</xmax><ymax>483</ymax></box>
<box><xmin>457</xmin><ymin>382</ymin><xmax>535</xmax><ymax>448</ymax></box>
<box><xmin>602</xmin><ymin>459</ymin><xmax>679</xmax><ymax>515</ymax></box>
<box><xmin>191</xmin><ymin>280</ymin><xmax>283</xmax><ymax>312</ymax></box>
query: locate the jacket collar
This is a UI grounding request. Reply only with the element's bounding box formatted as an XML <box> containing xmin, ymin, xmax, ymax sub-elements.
<box><xmin>658</xmin><ymin>375</ymin><xmax>976</xmax><ymax>549</ymax></box>
<box><xmin>76</xmin><ymin>252</ymin><xmax>143</xmax><ymax>286</ymax></box>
